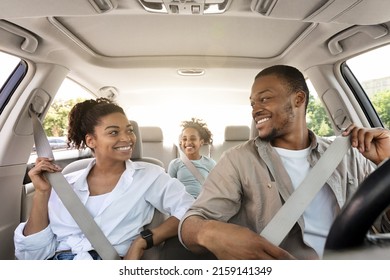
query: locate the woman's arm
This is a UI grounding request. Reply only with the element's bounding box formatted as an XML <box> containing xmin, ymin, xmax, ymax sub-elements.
<box><xmin>123</xmin><ymin>216</ymin><xmax>179</xmax><ymax>259</ymax></box>
<box><xmin>23</xmin><ymin>157</ymin><xmax>61</xmax><ymax>235</ymax></box>
<box><xmin>14</xmin><ymin>157</ymin><xmax>60</xmax><ymax>260</ymax></box>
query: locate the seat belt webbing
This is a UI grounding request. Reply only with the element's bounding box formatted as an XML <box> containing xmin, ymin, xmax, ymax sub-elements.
<box><xmin>30</xmin><ymin>110</ymin><xmax>121</xmax><ymax>260</ymax></box>
<box><xmin>260</xmin><ymin>135</ymin><xmax>351</xmax><ymax>246</ymax></box>
<box><xmin>176</xmin><ymin>144</ymin><xmax>205</xmax><ymax>185</ymax></box>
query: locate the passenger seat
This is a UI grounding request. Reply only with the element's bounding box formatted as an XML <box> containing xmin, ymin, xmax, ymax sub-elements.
<box><xmin>212</xmin><ymin>125</ymin><xmax>250</xmax><ymax>161</ymax></box>
<box><xmin>139</xmin><ymin>126</ymin><xmax>178</xmax><ymax>171</ymax></box>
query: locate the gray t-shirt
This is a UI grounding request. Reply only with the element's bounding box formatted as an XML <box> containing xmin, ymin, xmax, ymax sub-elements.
<box><xmin>168</xmin><ymin>156</ymin><xmax>216</xmax><ymax>198</ymax></box>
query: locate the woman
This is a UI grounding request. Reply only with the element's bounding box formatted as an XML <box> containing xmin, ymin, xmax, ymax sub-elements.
<box><xmin>168</xmin><ymin>118</ymin><xmax>216</xmax><ymax>198</ymax></box>
<box><xmin>14</xmin><ymin>98</ymin><xmax>194</xmax><ymax>260</ymax></box>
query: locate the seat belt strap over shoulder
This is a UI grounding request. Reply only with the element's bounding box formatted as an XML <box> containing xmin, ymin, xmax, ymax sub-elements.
<box><xmin>260</xmin><ymin>135</ymin><xmax>351</xmax><ymax>246</ymax></box>
<box><xmin>175</xmin><ymin>143</ymin><xmax>206</xmax><ymax>185</ymax></box>
<box><xmin>30</xmin><ymin>108</ymin><xmax>121</xmax><ymax>260</ymax></box>
<box><xmin>180</xmin><ymin>152</ymin><xmax>206</xmax><ymax>185</ymax></box>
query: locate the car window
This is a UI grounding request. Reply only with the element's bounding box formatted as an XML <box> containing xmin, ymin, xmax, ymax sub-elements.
<box><xmin>127</xmin><ymin>103</ymin><xmax>252</xmax><ymax>144</ymax></box>
<box><xmin>0</xmin><ymin>51</ymin><xmax>20</xmax><ymax>86</ymax></box>
<box><xmin>41</xmin><ymin>79</ymin><xmax>92</xmax><ymax>139</ymax></box>
<box><xmin>29</xmin><ymin>78</ymin><xmax>93</xmax><ymax>163</ymax></box>
<box><xmin>306</xmin><ymin>80</ymin><xmax>334</xmax><ymax>137</ymax></box>
<box><xmin>0</xmin><ymin>51</ymin><xmax>26</xmax><ymax>114</ymax></box>
<box><xmin>127</xmin><ymin>81</ymin><xmax>333</xmax><ymax>141</ymax></box>
<box><xmin>346</xmin><ymin>45</ymin><xmax>390</xmax><ymax>129</ymax></box>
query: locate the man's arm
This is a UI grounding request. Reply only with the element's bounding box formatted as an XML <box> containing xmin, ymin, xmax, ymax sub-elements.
<box><xmin>343</xmin><ymin>125</ymin><xmax>390</xmax><ymax>165</ymax></box>
<box><xmin>180</xmin><ymin>215</ymin><xmax>295</xmax><ymax>260</ymax></box>
<box><xmin>343</xmin><ymin>125</ymin><xmax>390</xmax><ymax>230</ymax></box>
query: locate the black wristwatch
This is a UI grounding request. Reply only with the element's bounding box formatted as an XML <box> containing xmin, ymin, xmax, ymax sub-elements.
<box><xmin>140</xmin><ymin>229</ymin><xmax>154</xmax><ymax>249</ymax></box>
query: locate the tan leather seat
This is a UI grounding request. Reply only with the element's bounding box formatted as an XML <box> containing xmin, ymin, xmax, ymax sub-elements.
<box><xmin>212</xmin><ymin>125</ymin><xmax>250</xmax><ymax>161</ymax></box>
<box><xmin>139</xmin><ymin>126</ymin><xmax>178</xmax><ymax>171</ymax></box>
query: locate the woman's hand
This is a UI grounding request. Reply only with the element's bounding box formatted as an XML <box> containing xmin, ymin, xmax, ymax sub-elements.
<box><xmin>23</xmin><ymin>157</ymin><xmax>61</xmax><ymax>236</ymax></box>
<box><xmin>123</xmin><ymin>216</ymin><xmax>180</xmax><ymax>260</ymax></box>
<box><xmin>28</xmin><ymin>157</ymin><xmax>62</xmax><ymax>193</ymax></box>
<box><xmin>123</xmin><ymin>236</ymin><xmax>147</xmax><ymax>260</ymax></box>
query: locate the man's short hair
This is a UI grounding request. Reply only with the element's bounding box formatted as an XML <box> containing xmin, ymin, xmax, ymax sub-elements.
<box><xmin>255</xmin><ymin>65</ymin><xmax>310</xmax><ymax>110</ymax></box>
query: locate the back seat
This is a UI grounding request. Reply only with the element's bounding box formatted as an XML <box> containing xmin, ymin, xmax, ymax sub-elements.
<box><xmin>139</xmin><ymin>124</ymin><xmax>251</xmax><ymax>166</ymax></box>
<box><xmin>212</xmin><ymin>125</ymin><xmax>250</xmax><ymax>161</ymax></box>
<box><xmin>139</xmin><ymin>126</ymin><xmax>178</xmax><ymax>171</ymax></box>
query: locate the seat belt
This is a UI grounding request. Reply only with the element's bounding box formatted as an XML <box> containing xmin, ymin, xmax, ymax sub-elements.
<box><xmin>30</xmin><ymin>108</ymin><xmax>121</xmax><ymax>260</ymax></box>
<box><xmin>260</xmin><ymin>135</ymin><xmax>351</xmax><ymax>246</ymax></box>
<box><xmin>176</xmin><ymin>144</ymin><xmax>205</xmax><ymax>184</ymax></box>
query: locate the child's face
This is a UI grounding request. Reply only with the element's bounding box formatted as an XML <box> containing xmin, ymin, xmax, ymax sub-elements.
<box><xmin>180</xmin><ymin>127</ymin><xmax>204</xmax><ymax>158</ymax></box>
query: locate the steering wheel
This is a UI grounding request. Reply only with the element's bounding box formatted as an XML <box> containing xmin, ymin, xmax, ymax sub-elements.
<box><xmin>324</xmin><ymin>158</ymin><xmax>390</xmax><ymax>253</ymax></box>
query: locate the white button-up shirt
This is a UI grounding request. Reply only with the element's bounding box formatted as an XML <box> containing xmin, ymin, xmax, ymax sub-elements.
<box><xmin>14</xmin><ymin>160</ymin><xmax>194</xmax><ymax>260</ymax></box>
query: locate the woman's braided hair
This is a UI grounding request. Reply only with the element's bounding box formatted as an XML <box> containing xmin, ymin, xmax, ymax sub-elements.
<box><xmin>67</xmin><ymin>97</ymin><xmax>125</xmax><ymax>149</ymax></box>
<box><xmin>181</xmin><ymin>117</ymin><xmax>213</xmax><ymax>145</ymax></box>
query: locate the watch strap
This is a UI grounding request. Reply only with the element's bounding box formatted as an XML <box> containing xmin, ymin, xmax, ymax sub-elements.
<box><xmin>140</xmin><ymin>229</ymin><xmax>154</xmax><ymax>249</ymax></box>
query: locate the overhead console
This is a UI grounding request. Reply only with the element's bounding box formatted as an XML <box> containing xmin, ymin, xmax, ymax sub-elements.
<box><xmin>137</xmin><ymin>0</ymin><xmax>232</xmax><ymax>14</ymax></box>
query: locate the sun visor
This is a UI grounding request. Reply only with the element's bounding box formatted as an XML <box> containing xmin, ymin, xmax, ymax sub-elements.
<box><xmin>0</xmin><ymin>0</ymin><xmax>117</xmax><ymax>19</ymax></box>
<box><xmin>251</xmin><ymin>0</ymin><xmax>390</xmax><ymax>25</ymax></box>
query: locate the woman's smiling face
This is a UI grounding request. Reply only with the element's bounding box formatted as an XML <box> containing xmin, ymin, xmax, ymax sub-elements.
<box><xmin>86</xmin><ymin>112</ymin><xmax>136</xmax><ymax>162</ymax></box>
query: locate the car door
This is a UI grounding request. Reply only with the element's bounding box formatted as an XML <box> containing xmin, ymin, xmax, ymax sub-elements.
<box><xmin>0</xmin><ymin>50</ymin><xmax>91</xmax><ymax>259</ymax></box>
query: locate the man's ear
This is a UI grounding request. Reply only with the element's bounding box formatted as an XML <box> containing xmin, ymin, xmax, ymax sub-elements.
<box><xmin>295</xmin><ymin>91</ymin><xmax>306</xmax><ymax>108</ymax></box>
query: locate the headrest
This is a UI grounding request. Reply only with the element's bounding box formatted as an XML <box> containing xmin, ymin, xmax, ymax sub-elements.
<box><xmin>250</xmin><ymin>119</ymin><xmax>258</xmax><ymax>139</ymax></box>
<box><xmin>62</xmin><ymin>157</ymin><xmax>94</xmax><ymax>175</ymax></box>
<box><xmin>130</xmin><ymin>120</ymin><xmax>143</xmax><ymax>159</ymax></box>
<box><xmin>224</xmin><ymin>125</ymin><xmax>250</xmax><ymax>141</ymax></box>
<box><xmin>140</xmin><ymin>126</ymin><xmax>164</xmax><ymax>142</ymax></box>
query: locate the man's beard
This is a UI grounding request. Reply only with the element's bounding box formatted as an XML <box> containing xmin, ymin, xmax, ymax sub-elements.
<box><xmin>258</xmin><ymin>102</ymin><xmax>295</xmax><ymax>142</ymax></box>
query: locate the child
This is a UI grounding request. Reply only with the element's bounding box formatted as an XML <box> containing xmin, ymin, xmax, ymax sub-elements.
<box><xmin>168</xmin><ymin>118</ymin><xmax>216</xmax><ymax>198</ymax></box>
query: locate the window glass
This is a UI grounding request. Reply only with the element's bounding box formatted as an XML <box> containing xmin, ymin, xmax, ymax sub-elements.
<box><xmin>0</xmin><ymin>51</ymin><xmax>20</xmax><ymax>86</ymax></box>
<box><xmin>42</xmin><ymin>78</ymin><xmax>92</xmax><ymax>138</ymax></box>
<box><xmin>126</xmin><ymin>104</ymin><xmax>252</xmax><ymax>144</ymax></box>
<box><xmin>306</xmin><ymin>80</ymin><xmax>334</xmax><ymax>137</ymax></box>
<box><xmin>0</xmin><ymin>51</ymin><xmax>24</xmax><ymax>114</ymax></box>
<box><xmin>346</xmin><ymin>45</ymin><xmax>390</xmax><ymax>129</ymax></box>
<box><xmin>29</xmin><ymin>78</ymin><xmax>93</xmax><ymax>163</ymax></box>
<box><xmin>127</xmin><ymin>82</ymin><xmax>333</xmax><ymax>142</ymax></box>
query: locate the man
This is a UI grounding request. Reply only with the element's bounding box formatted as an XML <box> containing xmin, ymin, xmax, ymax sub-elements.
<box><xmin>178</xmin><ymin>65</ymin><xmax>390</xmax><ymax>259</ymax></box>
